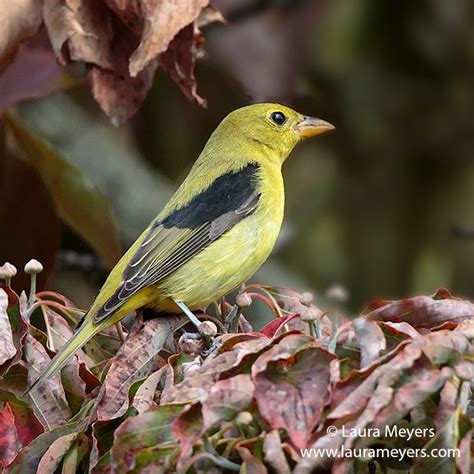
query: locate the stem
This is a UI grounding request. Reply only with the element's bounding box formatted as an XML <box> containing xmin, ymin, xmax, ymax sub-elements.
<box><xmin>246</xmin><ymin>292</ymin><xmax>280</xmax><ymax>318</ymax></box>
<box><xmin>41</xmin><ymin>306</ymin><xmax>54</xmax><ymax>350</ymax></box>
<box><xmin>315</xmin><ymin>319</ymin><xmax>322</xmax><ymax>338</ymax></box>
<box><xmin>115</xmin><ymin>323</ymin><xmax>126</xmax><ymax>343</ymax></box>
<box><xmin>327</xmin><ymin>321</ymin><xmax>352</xmax><ymax>353</ymax></box>
<box><xmin>245</xmin><ymin>284</ymin><xmax>283</xmax><ymax>318</ymax></box>
<box><xmin>200</xmin><ymin>453</ymin><xmax>240</xmax><ymax>472</ymax></box>
<box><xmin>24</xmin><ymin>300</ymin><xmax>84</xmax><ymax>324</ymax></box>
<box><xmin>28</xmin><ymin>274</ymin><xmax>37</xmax><ymax>306</ymax></box>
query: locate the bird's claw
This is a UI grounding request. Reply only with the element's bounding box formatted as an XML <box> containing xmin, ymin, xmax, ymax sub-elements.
<box><xmin>202</xmin><ymin>338</ymin><xmax>222</xmax><ymax>356</ymax></box>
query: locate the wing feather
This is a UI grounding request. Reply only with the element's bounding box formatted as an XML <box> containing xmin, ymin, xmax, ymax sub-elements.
<box><xmin>93</xmin><ymin>164</ymin><xmax>261</xmax><ymax>323</ymax></box>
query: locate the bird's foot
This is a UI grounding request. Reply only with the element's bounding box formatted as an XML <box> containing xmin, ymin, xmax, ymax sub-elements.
<box><xmin>202</xmin><ymin>338</ymin><xmax>222</xmax><ymax>356</ymax></box>
<box><xmin>173</xmin><ymin>298</ymin><xmax>220</xmax><ymax>355</ymax></box>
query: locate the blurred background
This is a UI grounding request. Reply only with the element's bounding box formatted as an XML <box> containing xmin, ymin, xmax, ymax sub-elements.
<box><xmin>4</xmin><ymin>0</ymin><xmax>474</xmax><ymax>319</ymax></box>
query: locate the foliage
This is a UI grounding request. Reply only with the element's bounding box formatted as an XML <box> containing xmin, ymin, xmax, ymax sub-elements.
<box><xmin>0</xmin><ymin>0</ymin><xmax>224</xmax><ymax>288</ymax></box>
<box><xmin>0</xmin><ymin>0</ymin><xmax>223</xmax><ymax>124</ymax></box>
<box><xmin>0</xmin><ymin>278</ymin><xmax>472</xmax><ymax>473</ymax></box>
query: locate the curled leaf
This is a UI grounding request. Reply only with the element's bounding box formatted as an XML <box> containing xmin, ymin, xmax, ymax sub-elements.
<box><xmin>0</xmin><ymin>289</ymin><xmax>17</xmax><ymax>365</ymax></box>
<box><xmin>129</xmin><ymin>0</ymin><xmax>209</xmax><ymax>77</ymax></box>
<box><xmin>0</xmin><ymin>0</ymin><xmax>42</xmax><ymax>73</ymax></box>
<box><xmin>365</xmin><ymin>290</ymin><xmax>474</xmax><ymax>328</ymax></box>
<box><xmin>353</xmin><ymin>318</ymin><xmax>386</xmax><ymax>368</ymax></box>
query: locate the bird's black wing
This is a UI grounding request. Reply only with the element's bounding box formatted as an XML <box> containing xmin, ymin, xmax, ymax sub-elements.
<box><xmin>93</xmin><ymin>163</ymin><xmax>261</xmax><ymax>322</ymax></box>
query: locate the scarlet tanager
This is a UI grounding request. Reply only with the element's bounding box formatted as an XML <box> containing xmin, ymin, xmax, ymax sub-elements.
<box><xmin>27</xmin><ymin>103</ymin><xmax>334</xmax><ymax>394</ymax></box>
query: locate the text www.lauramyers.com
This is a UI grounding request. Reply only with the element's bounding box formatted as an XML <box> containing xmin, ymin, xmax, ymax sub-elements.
<box><xmin>300</xmin><ymin>446</ymin><xmax>460</xmax><ymax>461</ymax></box>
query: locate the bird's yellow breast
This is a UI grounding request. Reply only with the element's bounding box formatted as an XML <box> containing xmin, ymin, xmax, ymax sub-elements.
<box><xmin>153</xmin><ymin>162</ymin><xmax>284</xmax><ymax>311</ymax></box>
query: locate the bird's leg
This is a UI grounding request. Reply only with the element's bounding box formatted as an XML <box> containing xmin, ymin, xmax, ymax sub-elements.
<box><xmin>173</xmin><ymin>298</ymin><xmax>221</xmax><ymax>354</ymax></box>
<box><xmin>172</xmin><ymin>299</ymin><xmax>202</xmax><ymax>329</ymax></box>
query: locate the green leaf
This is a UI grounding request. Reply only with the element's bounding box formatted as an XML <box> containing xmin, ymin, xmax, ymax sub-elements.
<box><xmin>36</xmin><ymin>432</ymin><xmax>79</xmax><ymax>473</ymax></box>
<box><xmin>61</xmin><ymin>434</ymin><xmax>89</xmax><ymax>474</ymax></box>
<box><xmin>5</xmin><ymin>115</ymin><xmax>122</xmax><ymax>269</ymax></box>
<box><xmin>412</xmin><ymin>407</ymin><xmax>472</xmax><ymax>473</ymax></box>
<box><xmin>111</xmin><ymin>404</ymin><xmax>186</xmax><ymax>472</ymax></box>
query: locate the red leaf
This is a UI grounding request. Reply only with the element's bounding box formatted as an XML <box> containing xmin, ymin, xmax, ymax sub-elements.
<box><xmin>36</xmin><ymin>432</ymin><xmax>79</xmax><ymax>473</ymax></box>
<box><xmin>132</xmin><ymin>366</ymin><xmax>168</xmax><ymax>413</ymax></box>
<box><xmin>260</xmin><ymin>313</ymin><xmax>300</xmax><ymax>338</ymax></box>
<box><xmin>172</xmin><ymin>402</ymin><xmax>203</xmax><ymax>469</ymax></box>
<box><xmin>0</xmin><ymin>403</ymin><xmax>22</xmax><ymax>468</ymax></box>
<box><xmin>8</xmin><ymin>400</ymin><xmax>43</xmax><ymax>448</ymax></box>
<box><xmin>254</xmin><ymin>344</ymin><xmax>334</xmax><ymax>448</ymax></box>
<box><xmin>235</xmin><ymin>436</ymin><xmax>268</xmax><ymax>474</ymax></box>
<box><xmin>364</xmin><ymin>291</ymin><xmax>474</xmax><ymax>327</ymax></box>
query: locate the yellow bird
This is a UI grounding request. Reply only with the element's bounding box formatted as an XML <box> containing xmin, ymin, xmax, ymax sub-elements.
<box><xmin>27</xmin><ymin>103</ymin><xmax>334</xmax><ymax>393</ymax></box>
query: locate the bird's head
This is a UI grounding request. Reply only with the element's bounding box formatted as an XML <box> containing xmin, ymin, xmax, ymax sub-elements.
<box><xmin>219</xmin><ymin>103</ymin><xmax>335</xmax><ymax>163</ymax></box>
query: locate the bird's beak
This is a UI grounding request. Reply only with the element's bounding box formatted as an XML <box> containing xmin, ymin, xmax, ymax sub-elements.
<box><xmin>295</xmin><ymin>116</ymin><xmax>335</xmax><ymax>139</ymax></box>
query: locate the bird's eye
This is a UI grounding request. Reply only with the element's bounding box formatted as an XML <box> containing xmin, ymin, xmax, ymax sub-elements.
<box><xmin>270</xmin><ymin>111</ymin><xmax>287</xmax><ymax>126</ymax></box>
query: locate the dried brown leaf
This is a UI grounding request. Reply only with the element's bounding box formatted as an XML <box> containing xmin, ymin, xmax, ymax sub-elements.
<box><xmin>0</xmin><ymin>0</ymin><xmax>42</xmax><ymax>73</ymax></box>
<box><xmin>43</xmin><ymin>0</ymin><xmax>113</xmax><ymax>68</ymax></box>
<box><xmin>89</xmin><ymin>19</ymin><xmax>158</xmax><ymax>125</ymax></box>
<box><xmin>129</xmin><ymin>0</ymin><xmax>209</xmax><ymax>77</ymax></box>
<box><xmin>158</xmin><ymin>24</ymin><xmax>206</xmax><ymax>106</ymax></box>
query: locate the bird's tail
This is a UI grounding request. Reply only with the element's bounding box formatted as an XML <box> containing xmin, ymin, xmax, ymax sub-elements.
<box><xmin>24</xmin><ymin>318</ymin><xmax>99</xmax><ymax>396</ymax></box>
